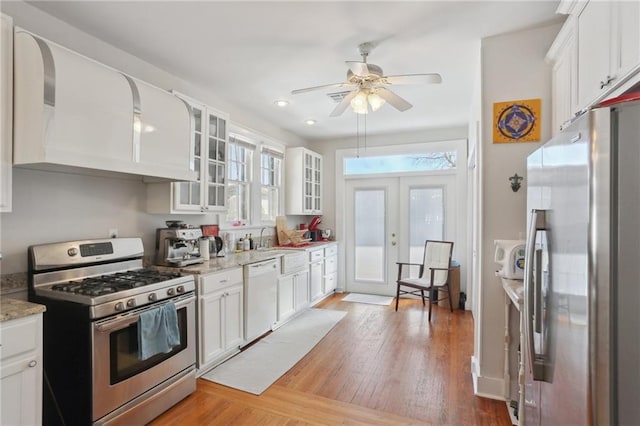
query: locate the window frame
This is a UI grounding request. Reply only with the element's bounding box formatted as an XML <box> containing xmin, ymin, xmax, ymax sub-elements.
<box><xmin>221</xmin><ymin>125</ymin><xmax>285</xmax><ymax>229</ymax></box>
<box><xmin>225</xmin><ymin>135</ymin><xmax>254</xmax><ymax>226</ymax></box>
<box><xmin>260</xmin><ymin>147</ymin><xmax>284</xmax><ymax>222</ymax></box>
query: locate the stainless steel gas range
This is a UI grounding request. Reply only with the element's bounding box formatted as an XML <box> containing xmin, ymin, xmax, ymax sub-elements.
<box><xmin>28</xmin><ymin>238</ymin><xmax>196</xmax><ymax>426</ymax></box>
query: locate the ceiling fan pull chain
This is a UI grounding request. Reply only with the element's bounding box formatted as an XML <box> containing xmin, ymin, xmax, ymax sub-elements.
<box><xmin>356</xmin><ymin>112</ymin><xmax>360</xmax><ymax>158</ymax></box>
<box><xmin>364</xmin><ymin>113</ymin><xmax>367</xmax><ymax>152</ymax></box>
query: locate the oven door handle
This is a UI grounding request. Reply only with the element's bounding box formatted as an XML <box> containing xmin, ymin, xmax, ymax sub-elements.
<box><xmin>95</xmin><ymin>294</ymin><xmax>194</xmax><ymax>333</ymax></box>
<box><xmin>97</xmin><ymin>317</ymin><xmax>138</xmax><ymax>333</ymax></box>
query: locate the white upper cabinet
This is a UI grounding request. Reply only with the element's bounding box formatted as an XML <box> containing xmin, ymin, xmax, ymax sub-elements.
<box><xmin>12</xmin><ymin>29</ymin><xmax>195</xmax><ymax>181</ymax></box>
<box><xmin>546</xmin><ymin>16</ymin><xmax>577</xmax><ymax>135</ymax></box>
<box><xmin>285</xmin><ymin>147</ymin><xmax>322</xmax><ymax>215</ymax></box>
<box><xmin>576</xmin><ymin>0</ymin><xmax>640</xmax><ymax>109</ymax></box>
<box><xmin>1</xmin><ymin>14</ymin><xmax>12</xmax><ymax>212</ymax></box>
<box><xmin>146</xmin><ymin>95</ymin><xmax>228</xmax><ymax>214</ymax></box>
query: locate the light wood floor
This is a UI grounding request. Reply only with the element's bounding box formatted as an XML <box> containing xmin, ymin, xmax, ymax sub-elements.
<box><xmin>150</xmin><ymin>294</ymin><xmax>511</xmax><ymax>425</ymax></box>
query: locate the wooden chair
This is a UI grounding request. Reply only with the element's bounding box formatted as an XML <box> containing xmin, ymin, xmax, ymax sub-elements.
<box><xmin>395</xmin><ymin>240</ymin><xmax>454</xmax><ymax>321</ymax></box>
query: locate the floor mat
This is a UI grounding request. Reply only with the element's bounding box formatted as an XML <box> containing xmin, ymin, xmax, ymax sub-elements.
<box><xmin>341</xmin><ymin>293</ymin><xmax>394</xmax><ymax>306</ymax></box>
<box><xmin>201</xmin><ymin>308</ymin><xmax>347</xmax><ymax>395</ymax></box>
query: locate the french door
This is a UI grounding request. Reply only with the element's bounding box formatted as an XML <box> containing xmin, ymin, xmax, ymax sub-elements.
<box><xmin>345</xmin><ymin>175</ymin><xmax>454</xmax><ymax>295</ymax></box>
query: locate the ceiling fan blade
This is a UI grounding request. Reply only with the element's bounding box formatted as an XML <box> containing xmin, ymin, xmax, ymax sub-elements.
<box><xmin>375</xmin><ymin>87</ymin><xmax>413</xmax><ymax>112</ymax></box>
<box><xmin>384</xmin><ymin>73</ymin><xmax>442</xmax><ymax>85</ymax></box>
<box><xmin>329</xmin><ymin>91</ymin><xmax>358</xmax><ymax>117</ymax></box>
<box><xmin>346</xmin><ymin>61</ymin><xmax>369</xmax><ymax>76</ymax></box>
<box><xmin>291</xmin><ymin>82</ymin><xmax>356</xmax><ymax>95</ymax></box>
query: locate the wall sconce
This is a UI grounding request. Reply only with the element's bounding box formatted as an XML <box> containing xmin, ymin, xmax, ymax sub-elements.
<box><xmin>509</xmin><ymin>173</ymin><xmax>523</xmax><ymax>192</ymax></box>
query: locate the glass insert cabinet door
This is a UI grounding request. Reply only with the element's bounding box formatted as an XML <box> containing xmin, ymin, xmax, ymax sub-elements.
<box><xmin>173</xmin><ymin>102</ymin><xmax>228</xmax><ymax>212</ymax></box>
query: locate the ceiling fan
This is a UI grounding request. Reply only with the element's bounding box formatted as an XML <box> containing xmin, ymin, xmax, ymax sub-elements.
<box><xmin>291</xmin><ymin>42</ymin><xmax>442</xmax><ymax>116</ymax></box>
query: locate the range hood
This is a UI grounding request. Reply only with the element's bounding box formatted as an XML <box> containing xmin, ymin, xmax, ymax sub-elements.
<box><xmin>13</xmin><ymin>29</ymin><xmax>196</xmax><ymax>182</ymax></box>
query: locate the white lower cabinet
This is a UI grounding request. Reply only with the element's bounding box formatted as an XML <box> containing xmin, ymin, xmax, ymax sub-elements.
<box><xmin>277</xmin><ymin>274</ymin><xmax>295</xmax><ymax>323</ymax></box>
<box><xmin>324</xmin><ymin>246</ymin><xmax>338</xmax><ymax>293</ymax></box>
<box><xmin>309</xmin><ymin>260</ymin><xmax>324</xmax><ymax>301</ymax></box>
<box><xmin>198</xmin><ymin>268</ymin><xmax>244</xmax><ymax>373</ymax></box>
<box><xmin>0</xmin><ymin>313</ymin><xmax>43</xmax><ymax>426</ymax></box>
<box><xmin>293</xmin><ymin>270</ymin><xmax>310</xmax><ymax>311</ymax></box>
<box><xmin>277</xmin><ymin>269</ymin><xmax>309</xmax><ymax>325</ymax></box>
<box><xmin>309</xmin><ymin>248</ymin><xmax>325</xmax><ymax>302</ymax></box>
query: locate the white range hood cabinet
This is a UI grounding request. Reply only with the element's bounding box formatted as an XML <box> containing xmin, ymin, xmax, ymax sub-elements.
<box><xmin>13</xmin><ymin>29</ymin><xmax>196</xmax><ymax>182</ymax></box>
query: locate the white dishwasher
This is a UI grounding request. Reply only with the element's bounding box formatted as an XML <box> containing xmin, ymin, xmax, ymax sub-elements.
<box><xmin>243</xmin><ymin>258</ymin><xmax>279</xmax><ymax>344</ymax></box>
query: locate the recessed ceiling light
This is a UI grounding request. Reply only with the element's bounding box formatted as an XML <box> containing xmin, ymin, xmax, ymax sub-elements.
<box><xmin>305</xmin><ymin>119</ymin><xmax>316</xmax><ymax>126</ymax></box>
<box><xmin>274</xmin><ymin>99</ymin><xmax>289</xmax><ymax>107</ymax></box>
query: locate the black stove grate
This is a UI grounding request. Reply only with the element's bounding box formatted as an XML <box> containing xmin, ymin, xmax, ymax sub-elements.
<box><xmin>50</xmin><ymin>269</ymin><xmax>183</xmax><ymax>296</ymax></box>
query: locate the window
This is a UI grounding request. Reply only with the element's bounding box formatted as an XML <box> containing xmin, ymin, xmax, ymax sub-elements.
<box><xmin>224</xmin><ymin>127</ymin><xmax>284</xmax><ymax>227</ymax></box>
<box><xmin>260</xmin><ymin>148</ymin><xmax>283</xmax><ymax>221</ymax></box>
<box><xmin>344</xmin><ymin>152</ymin><xmax>457</xmax><ymax>175</ymax></box>
<box><xmin>226</xmin><ymin>135</ymin><xmax>254</xmax><ymax>224</ymax></box>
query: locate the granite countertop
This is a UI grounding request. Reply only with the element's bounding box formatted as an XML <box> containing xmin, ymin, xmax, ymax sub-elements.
<box><xmin>174</xmin><ymin>249</ymin><xmax>297</xmax><ymax>275</ymax></box>
<box><xmin>0</xmin><ymin>298</ymin><xmax>46</xmax><ymax>322</ymax></box>
<box><xmin>157</xmin><ymin>241</ymin><xmax>337</xmax><ymax>275</ymax></box>
<box><xmin>501</xmin><ymin>277</ymin><xmax>524</xmax><ymax>310</ymax></box>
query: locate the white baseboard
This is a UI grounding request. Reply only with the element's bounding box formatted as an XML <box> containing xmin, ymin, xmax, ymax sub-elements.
<box><xmin>470</xmin><ymin>355</ymin><xmax>507</xmax><ymax>400</ymax></box>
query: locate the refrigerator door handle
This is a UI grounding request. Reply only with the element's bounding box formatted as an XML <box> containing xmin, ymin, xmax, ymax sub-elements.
<box><xmin>525</xmin><ymin>208</ymin><xmax>547</xmax><ymax>381</ymax></box>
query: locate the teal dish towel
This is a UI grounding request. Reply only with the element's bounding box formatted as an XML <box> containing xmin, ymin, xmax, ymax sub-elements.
<box><xmin>138</xmin><ymin>302</ymin><xmax>180</xmax><ymax>360</ymax></box>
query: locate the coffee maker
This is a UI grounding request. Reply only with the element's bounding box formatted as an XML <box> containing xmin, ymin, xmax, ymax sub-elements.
<box><xmin>156</xmin><ymin>225</ymin><xmax>204</xmax><ymax>267</ymax></box>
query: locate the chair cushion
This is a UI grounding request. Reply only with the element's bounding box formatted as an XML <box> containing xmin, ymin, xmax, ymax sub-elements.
<box><xmin>398</xmin><ymin>277</ymin><xmax>431</xmax><ymax>289</ymax></box>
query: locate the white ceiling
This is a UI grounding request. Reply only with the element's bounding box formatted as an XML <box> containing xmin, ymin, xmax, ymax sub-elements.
<box><xmin>27</xmin><ymin>1</ymin><xmax>561</xmax><ymax>142</ymax></box>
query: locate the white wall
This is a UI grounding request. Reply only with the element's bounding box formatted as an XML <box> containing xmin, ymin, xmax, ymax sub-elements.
<box><xmin>0</xmin><ymin>2</ymin><xmax>307</xmax><ymax>274</ymax></box>
<box><xmin>471</xmin><ymin>21</ymin><xmax>562</xmax><ymax>399</ymax></box>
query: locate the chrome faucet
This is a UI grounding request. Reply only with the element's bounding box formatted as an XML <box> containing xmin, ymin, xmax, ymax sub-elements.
<box><xmin>259</xmin><ymin>227</ymin><xmax>267</xmax><ymax>249</ymax></box>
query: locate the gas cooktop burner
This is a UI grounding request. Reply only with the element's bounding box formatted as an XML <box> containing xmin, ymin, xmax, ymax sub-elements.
<box><xmin>50</xmin><ymin>269</ymin><xmax>183</xmax><ymax>296</ymax></box>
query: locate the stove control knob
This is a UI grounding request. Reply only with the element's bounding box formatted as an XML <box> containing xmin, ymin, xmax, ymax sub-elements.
<box><xmin>177</xmin><ymin>286</ymin><xmax>184</xmax><ymax>294</ymax></box>
<box><xmin>115</xmin><ymin>302</ymin><xmax>125</xmax><ymax>312</ymax></box>
<box><xmin>167</xmin><ymin>288</ymin><xmax>175</xmax><ymax>296</ymax></box>
<box><xmin>148</xmin><ymin>293</ymin><xmax>157</xmax><ymax>302</ymax></box>
<box><xmin>126</xmin><ymin>299</ymin><xmax>136</xmax><ymax>308</ymax></box>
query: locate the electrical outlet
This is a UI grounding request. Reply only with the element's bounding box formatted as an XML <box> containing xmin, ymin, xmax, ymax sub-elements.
<box><xmin>108</xmin><ymin>228</ymin><xmax>118</xmax><ymax>238</ymax></box>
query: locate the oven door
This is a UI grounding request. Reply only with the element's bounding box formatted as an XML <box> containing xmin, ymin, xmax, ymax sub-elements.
<box><xmin>91</xmin><ymin>293</ymin><xmax>196</xmax><ymax>422</ymax></box>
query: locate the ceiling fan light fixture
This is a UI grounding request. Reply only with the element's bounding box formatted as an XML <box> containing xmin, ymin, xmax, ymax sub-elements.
<box><xmin>367</xmin><ymin>91</ymin><xmax>385</xmax><ymax>112</ymax></box>
<box><xmin>350</xmin><ymin>90</ymin><xmax>369</xmax><ymax>114</ymax></box>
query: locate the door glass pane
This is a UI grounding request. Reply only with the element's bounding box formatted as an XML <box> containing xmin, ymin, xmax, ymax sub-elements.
<box><xmin>409</xmin><ymin>187</ymin><xmax>444</xmax><ymax>268</ymax></box>
<box><xmin>217</xmin><ymin>141</ymin><xmax>225</xmax><ymax>162</ymax></box>
<box><xmin>354</xmin><ymin>189</ymin><xmax>385</xmax><ymax>282</ymax></box>
<box><xmin>218</xmin><ymin>119</ymin><xmax>225</xmax><ymax>138</ymax></box>
<box><xmin>192</xmin><ymin>182</ymin><xmax>200</xmax><ymax>205</ymax></box>
<box><xmin>208</xmin><ymin>163</ymin><xmax>215</xmax><ymax>183</ymax></box>
<box><xmin>194</xmin><ymin>133</ymin><xmax>201</xmax><ymax>157</ymax></box>
<box><xmin>206</xmin><ymin>137</ymin><xmax>214</xmax><ymax>160</ymax></box>
<box><xmin>178</xmin><ymin>182</ymin><xmax>190</xmax><ymax>205</ymax></box>
<box><xmin>208</xmin><ymin>185</ymin><xmax>216</xmax><ymax>206</ymax></box>
<box><xmin>208</xmin><ymin>115</ymin><xmax>217</xmax><ymax>137</ymax></box>
<box><xmin>193</xmin><ymin>108</ymin><xmax>202</xmax><ymax>133</ymax></box>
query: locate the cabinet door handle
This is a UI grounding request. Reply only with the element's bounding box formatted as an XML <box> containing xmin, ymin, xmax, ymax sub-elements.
<box><xmin>599</xmin><ymin>75</ymin><xmax>614</xmax><ymax>89</ymax></box>
<box><xmin>28</xmin><ymin>360</ymin><xmax>37</xmax><ymax>368</ymax></box>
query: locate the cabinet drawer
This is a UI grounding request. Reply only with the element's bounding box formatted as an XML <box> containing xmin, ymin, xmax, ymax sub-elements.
<box><xmin>281</xmin><ymin>252</ymin><xmax>308</xmax><ymax>275</ymax></box>
<box><xmin>1</xmin><ymin>315</ymin><xmax>41</xmax><ymax>360</ymax></box>
<box><xmin>309</xmin><ymin>249</ymin><xmax>324</xmax><ymax>262</ymax></box>
<box><xmin>324</xmin><ymin>245</ymin><xmax>337</xmax><ymax>257</ymax></box>
<box><xmin>199</xmin><ymin>267</ymin><xmax>243</xmax><ymax>295</ymax></box>
<box><xmin>324</xmin><ymin>255</ymin><xmax>337</xmax><ymax>274</ymax></box>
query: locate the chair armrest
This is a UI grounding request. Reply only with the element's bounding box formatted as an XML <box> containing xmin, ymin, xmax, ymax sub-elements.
<box><xmin>396</xmin><ymin>262</ymin><xmax>422</xmax><ymax>281</ymax></box>
<box><xmin>428</xmin><ymin>267</ymin><xmax>452</xmax><ymax>271</ymax></box>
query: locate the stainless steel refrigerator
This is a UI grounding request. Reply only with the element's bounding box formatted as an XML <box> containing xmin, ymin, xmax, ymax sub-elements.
<box><xmin>524</xmin><ymin>101</ymin><xmax>639</xmax><ymax>425</ymax></box>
